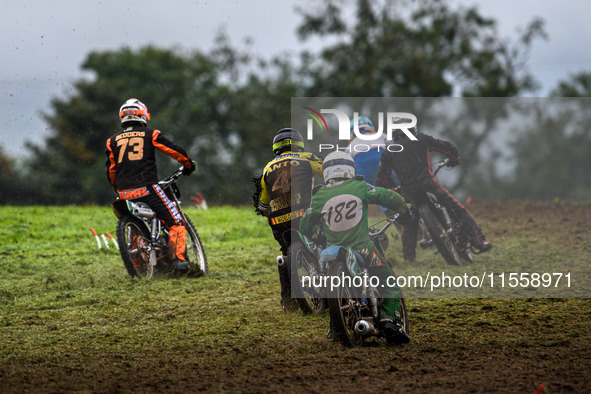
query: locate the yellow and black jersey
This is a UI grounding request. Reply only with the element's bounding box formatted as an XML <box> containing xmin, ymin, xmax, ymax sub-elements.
<box><xmin>259</xmin><ymin>151</ymin><xmax>323</xmax><ymax>226</ymax></box>
<box><xmin>105</xmin><ymin>125</ymin><xmax>192</xmax><ymax>190</ymax></box>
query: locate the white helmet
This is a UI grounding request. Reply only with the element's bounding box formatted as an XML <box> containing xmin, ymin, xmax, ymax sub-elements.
<box><xmin>322</xmin><ymin>151</ymin><xmax>356</xmax><ymax>182</ymax></box>
<box><xmin>119</xmin><ymin>98</ymin><xmax>150</xmax><ymax>126</ymax></box>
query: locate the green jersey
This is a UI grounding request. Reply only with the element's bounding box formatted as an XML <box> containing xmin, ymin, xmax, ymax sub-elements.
<box><xmin>301</xmin><ymin>178</ymin><xmax>407</xmax><ymax>251</ymax></box>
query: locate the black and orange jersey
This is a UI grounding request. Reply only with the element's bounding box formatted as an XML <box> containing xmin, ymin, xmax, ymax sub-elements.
<box><xmin>259</xmin><ymin>151</ymin><xmax>323</xmax><ymax>226</ymax></box>
<box><xmin>105</xmin><ymin>125</ymin><xmax>192</xmax><ymax>190</ymax></box>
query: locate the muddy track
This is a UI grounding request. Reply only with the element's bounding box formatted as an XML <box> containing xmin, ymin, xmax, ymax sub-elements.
<box><xmin>1</xmin><ymin>200</ymin><xmax>590</xmax><ymax>393</ymax></box>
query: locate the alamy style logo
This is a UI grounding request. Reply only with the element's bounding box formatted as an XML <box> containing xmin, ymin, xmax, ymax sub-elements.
<box><xmin>302</xmin><ymin>107</ymin><xmax>417</xmax><ymax>152</ymax></box>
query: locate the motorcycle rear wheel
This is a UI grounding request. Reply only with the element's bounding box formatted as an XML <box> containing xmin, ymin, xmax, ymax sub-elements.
<box><xmin>289</xmin><ymin>240</ymin><xmax>325</xmax><ymax>315</ymax></box>
<box><xmin>327</xmin><ymin>261</ymin><xmax>364</xmax><ymax>347</ymax></box>
<box><xmin>116</xmin><ymin>216</ymin><xmax>155</xmax><ymax>279</ymax></box>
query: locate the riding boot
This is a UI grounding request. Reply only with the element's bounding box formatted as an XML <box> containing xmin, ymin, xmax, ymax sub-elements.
<box><xmin>277</xmin><ymin>260</ymin><xmax>297</xmax><ymax>311</ymax></box>
<box><xmin>401</xmin><ymin>219</ymin><xmax>418</xmax><ymax>262</ymax></box>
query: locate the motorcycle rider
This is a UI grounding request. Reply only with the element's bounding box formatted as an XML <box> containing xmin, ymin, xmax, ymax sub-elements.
<box><xmin>300</xmin><ymin>151</ymin><xmax>413</xmax><ymax>345</ymax></box>
<box><xmin>253</xmin><ymin>128</ymin><xmax>324</xmax><ymax>311</ymax></box>
<box><xmin>347</xmin><ymin>115</ymin><xmax>400</xmax><ymax>187</ymax></box>
<box><xmin>105</xmin><ymin>98</ymin><xmax>196</xmax><ymax>271</ymax></box>
<box><xmin>376</xmin><ymin>118</ymin><xmax>492</xmax><ymax>263</ymax></box>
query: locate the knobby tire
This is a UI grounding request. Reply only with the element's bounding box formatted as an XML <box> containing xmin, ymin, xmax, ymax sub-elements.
<box><xmin>184</xmin><ymin>216</ymin><xmax>208</xmax><ymax>274</ymax></box>
<box><xmin>327</xmin><ymin>262</ymin><xmax>364</xmax><ymax>347</ymax></box>
<box><xmin>289</xmin><ymin>241</ymin><xmax>325</xmax><ymax>315</ymax></box>
<box><xmin>116</xmin><ymin>216</ymin><xmax>155</xmax><ymax>279</ymax></box>
<box><xmin>419</xmin><ymin>204</ymin><xmax>463</xmax><ymax>266</ymax></box>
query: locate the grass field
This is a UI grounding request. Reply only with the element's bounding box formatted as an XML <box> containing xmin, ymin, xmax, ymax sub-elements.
<box><xmin>0</xmin><ymin>201</ymin><xmax>590</xmax><ymax>393</ymax></box>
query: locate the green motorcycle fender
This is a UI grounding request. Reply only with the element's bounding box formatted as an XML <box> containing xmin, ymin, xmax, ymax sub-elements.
<box><xmin>319</xmin><ymin>245</ymin><xmax>363</xmax><ymax>277</ymax></box>
<box><xmin>293</xmin><ymin>230</ymin><xmax>317</xmax><ymax>255</ymax></box>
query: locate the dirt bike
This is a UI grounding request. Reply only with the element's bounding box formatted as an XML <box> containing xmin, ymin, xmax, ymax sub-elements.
<box><xmin>287</xmin><ymin>229</ymin><xmax>326</xmax><ymax>315</ymax></box>
<box><xmin>325</xmin><ymin>214</ymin><xmax>409</xmax><ymax>347</ymax></box>
<box><xmin>413</xmin><ymin>159</ymin><xmax>473</xmax><ymax>266</ymax></box>
<box><xmin>111</xmin><ymin>166</ymin><xmax>208</xmax><ymax>279</ymax></box>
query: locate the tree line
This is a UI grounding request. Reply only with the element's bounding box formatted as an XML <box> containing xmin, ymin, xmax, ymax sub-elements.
<box><xmin>1</xmin><ymin>0</ymin><xmax>590</xmax><ymax>205</ymax></box>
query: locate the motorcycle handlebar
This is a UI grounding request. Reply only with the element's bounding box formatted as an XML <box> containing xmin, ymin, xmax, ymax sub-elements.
<box><xmin>432</xmin><ymin>159</ymin><xmax>450</xmax><ymax>177</ymax></box>
<box><xmin>368</xmin><ymin>214</ymin><xmax>398</xmax><ymax>237</ymax></box>
<box><xmin>158</xmin><ymin>166</ymin><xmax>185</xmax><ymax>187</ymax></box>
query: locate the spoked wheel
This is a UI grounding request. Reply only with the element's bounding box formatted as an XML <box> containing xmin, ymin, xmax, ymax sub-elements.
<box><xmin>289</xmin><ymin>241</ymin><xmax>325</xmax><ymax>315</ymax></box>
<box><xmin>184</xmin><ymin>217</ymin><xmax>208</xmax><ymax>274</ymax></box>
<box><xmin>327</xmin><ymin>262</ymin><xmax>364</xmax><ymax>347</ymax></box>
<box><xmin>116</xmin><ymin>216</ymin><xmax>155</xmax><ymax>279</ymax></box>
<box><xmin>419</xmin><ymin>204</ymin><xmax>463</xmax><ymax>266</ymax></box>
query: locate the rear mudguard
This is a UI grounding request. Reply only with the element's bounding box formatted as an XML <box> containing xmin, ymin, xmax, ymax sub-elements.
<box><xmin>320</xmin><ymin>245</ymin><xmax>365</xmax><ymax>277</ymax></box>
<box><xmin>111</xmin><ymin>199</ymin><xmax>151</xmax><ymax>235</ymax></box>
<box><xmin>111</xmin><ymin>199</ymin><xmax>132</xmax><ymax>219</ymax></box>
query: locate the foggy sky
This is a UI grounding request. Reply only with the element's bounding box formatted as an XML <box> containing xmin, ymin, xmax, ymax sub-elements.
<box><xmin>1</xmin><ymin>0</ymin><xmax>590</xmax><ymax>158</ymax></box>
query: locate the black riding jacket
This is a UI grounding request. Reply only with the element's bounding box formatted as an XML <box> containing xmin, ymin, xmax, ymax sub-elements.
<box><xmin>105</xmin><ymin>125</ymin><xmax>192</xmax><ymax>190</ymax></box>
<box><xmin>377</xmin><ymin>133</ymin><xmax>460</xmax><ymax>192</ymax></box>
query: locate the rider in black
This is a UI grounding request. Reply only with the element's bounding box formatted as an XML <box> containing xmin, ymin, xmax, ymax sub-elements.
<box><xmin>377</xmin><ymin>122</ymin><xmax>492</xmax><ymax>263</ymax></box>
<box><xmin>253</xmin><ymin>128</ymin><xmax>323</xmax><ymax>310</ymax></box>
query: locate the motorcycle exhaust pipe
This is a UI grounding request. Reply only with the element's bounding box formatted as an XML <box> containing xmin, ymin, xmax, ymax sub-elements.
<box><xmin>277</xmin><ymin>255</ymin><xmax>286</xmax><ymax>267</ymax></box>
<box><xmin>354</xmin><ymin>320</ymin><xmax>377</xmax><ymax>336</ymax></box>
<box><xmin>133</xmin><ymin>207</ymin><xmax>156</xmax><ymax>219</ymax></box>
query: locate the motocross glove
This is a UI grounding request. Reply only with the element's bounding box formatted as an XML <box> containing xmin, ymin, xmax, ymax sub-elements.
<box><xmin>447</xmin><ymin>158</ymin><xmax>461</xmax><ymax>167</ymax></box>
<box><xmin>182</xmin><ymin>160</ymin><xmax>197</xmax><ymax>175</ymax></box>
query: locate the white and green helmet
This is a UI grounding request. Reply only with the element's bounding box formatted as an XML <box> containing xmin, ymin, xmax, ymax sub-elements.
<box><xmin>322</xmin><ymin>151</ymin><xmax>356</xmax><ymax>182</ymax></box>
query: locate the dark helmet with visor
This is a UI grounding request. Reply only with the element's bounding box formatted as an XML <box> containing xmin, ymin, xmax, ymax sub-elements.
<box><xmin>272</xmin><ymin>128</ymin><xmax>305</xmax><ymax>156</ymax></box>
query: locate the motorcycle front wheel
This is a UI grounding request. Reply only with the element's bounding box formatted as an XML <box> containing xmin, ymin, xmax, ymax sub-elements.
<box><xmin>184</xmin><ymin>217</ymin><xmax>208</xmax><ymax>274</ymax></box>
<box><xmin>419</xmin><ymin>204</ymin><xmax>463</xmax><ymax>266</ymax></box>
